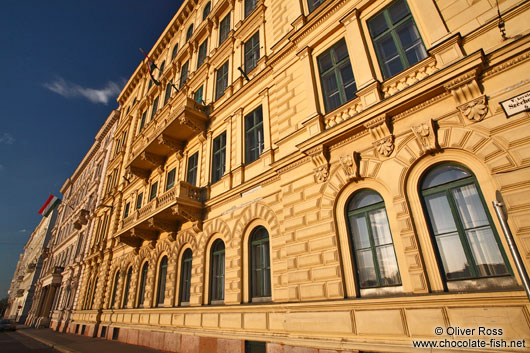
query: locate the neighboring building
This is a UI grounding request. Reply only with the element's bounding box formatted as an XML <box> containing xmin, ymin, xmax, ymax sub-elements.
<box><xmin>5</xmin><ymin>209</ymin><xmax>57</xmax><ymax>323</ymax></box>
<box><xmin>25</xmin><ymin>110</ymin><xmax>119</xmax><ymax>330</ymax></box>
<box><xmin>70</xmin><ymin>0</ymin><xmax>530</xmax><ymax>352</ymax></box>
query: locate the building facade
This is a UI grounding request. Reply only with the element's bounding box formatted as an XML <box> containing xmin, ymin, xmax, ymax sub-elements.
<box><xmin>71</xmin><ymin>0</ymin><xmax>530</xmax><ymax>352</ymax></box>
<box><xmin>5</xmin><ymin>210</ymin><xmax>58</xmax><ymax>323</ymax></box>
<box><xmin>25</xmin><ymin>111</ymin><xmax>119</xmax><ymax>330</ymax></box>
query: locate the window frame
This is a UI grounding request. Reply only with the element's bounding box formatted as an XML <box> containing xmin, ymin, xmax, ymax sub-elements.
<box><xmin>122</xmin><ymin>267</ymin><xmax>133</xmax><ymax>308</ymax></box>
<box><xmin>420</xmin><ymin>164</ymin><xmax>511</xmax><ymax>284</ymax></box>
<box><xmin>244</xmin><ymin>0</ymin><xmax>258</xmax><ymax>18</ymax></box>
<box><xmin>194</xmin><ymin>86</ymin><xmax>204</xmax><ymax>103</ymax></box>
<box><xmin>197</xmin><ymin>39</ymin><xmax>208</xmax><ymax>69</ymax></box>
<box><xmin>244</xmin><ymin>31</ymin><xmax>260</xmax><ymax>73</ymax></box>
<box><xmin>367</xmin><ymin>0</ymin><xmax>427</xmax><ymax>79</ymax></box>
<box><xmin>346</xmin><ymin>189</ymin><xmax>402</xmax><ymax>290</ymax></box>
<box><xmin>215</xmin><ymin>61</ymin><xmax>229</xmax><ymax>101</ymax></box>
<box><xmin>171</xmin><ymin>43</ymin><xmax>179</xmax><ymax>60</ymax></box>
<box><xmin>179</xmin><ymin>249</ymin><xmax>193</xmax><ymax>305</ymax></box>
<box><xmin>317</xmin><ymin>38</ymin><xmax>357</xmax><ymax>113</ymax></box>
<box><xmin>156</xmin><ymin>256</ymin><xmax>168</xmax><ymax>307</ymax></box>
<box><xmin>249</xmin><ymin>226</ymin><xmax>271</xmax><ymax>301</ymax></box>
<box><xmin>307</xmin><ymin>0</ymin><xmax>326</xmax><ymax>13</ymax></box>
<box><xmin>110</xmin><ymin>270</ymin><xmax>120</xmax><ymax>309</ymax></box>
<box><xmin>211</xmin><ymin>132</ymin><xmax>226</xmax><ymax>184</ymax></box>
<box><xmin>166</xmin><ymin>168</ymin><xmax>176</xmax><ymax>191</ymax></box>
<box><xmin>203</xmin><ymin>2</ymin><xmax>211</xmax><ymax>20</ymax></box>
<box><xmin>139</xmin><ymin>111</ymin><xmax>147</xmax><ymax>132</ymax></box>
<box><xmin>219</xmin><ymin>13</ymin><xmax>231</xmax><ymax>46</ymax></box>
<box><xmin>180</xmin><ymin>61</ymin><xmax>189</xmax><ymax>88</ymax></box>
<box><xmin>123</xmin><ymin>202</ymin><xmax>130</xmax><ymax>219</ymax></box>
<box><xmin>137</xmin><ymin>262</ymin><xmax>149</xmax><ymax>308</ymax></box>
<box><xmin>136</xmin><ymin>192</ymin><xmax>143</xmax><ymax>210</ymax></box>
<box><xmin>187</xmin><ymin>152</ymin><xmax>199</xmax><ymax>186</ymax></box>
<box><xmin>149</xmin><ymin>181</ymin><xmax>158</xmax><ymax>202</ymax></box>
<box><xmin>210</xmin><ymin>239</ymin><xmax>225</xmax><ymax>303</ymax></box>
<box><xmin>244</xmin><ymin>106</ymin><xmax>264</xmax><ymax>164</ymax></box>
<box><xmin>186</xmin><ymin>24</ymin><xmax>194</xmax><ymax>41</ymax></box>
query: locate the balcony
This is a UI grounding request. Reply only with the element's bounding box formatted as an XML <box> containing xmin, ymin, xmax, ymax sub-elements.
<box><xmin>117</xmin><ymin>181</ymin><xmax>203</xmax><ymax>247</ymax></box>
<box><xmin>73</xmin><ymin>209</ymin><xmax>89</xmax><ymax>230</ymax></box>
<box><xmin>127</xmin><ymin>96</ymin><xmax>209</xmax><ymax>179</ymax></box>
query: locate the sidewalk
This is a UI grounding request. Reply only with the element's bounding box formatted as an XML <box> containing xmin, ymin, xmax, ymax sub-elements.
<box><xmin>17</xmin><ymin>326</ymin><xmax>164</xmax><ymax>353</ymax></box>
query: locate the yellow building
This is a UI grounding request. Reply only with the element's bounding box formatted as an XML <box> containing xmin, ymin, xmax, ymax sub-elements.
<box><xmin>71</xmin><ymin>0</ymin><xmax>530</xmax><ymax>352</ymax></box>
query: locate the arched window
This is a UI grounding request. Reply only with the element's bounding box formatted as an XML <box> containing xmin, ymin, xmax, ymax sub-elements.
<box><xmin>347</xmin><ymin>190</ymin><xmax>401</xmax><ymax>289</ymax></box>
<box><xmin>122</xmin><ymin>267</ymin><xmax>132</xmax><ymax>308</ymax></box>
<box><xmin>250</xmin><ymin>226</ymin><xmax>271</xmax><ymax>300</ymax></box>
<box><xmin>421</xmin><ymin>164</ymin><xmax>510</xmax><ymax>282</ymax></box>
<box><xmin>186</xmin><ymin>24</ymin><xmax>194</xmax><ymax>41</ymax></box>
<box><xmin>179</xmin><ymin>249</ymin><xmax>193</xmax><ymax>304</ymax></box>
<box><xmin>210</xmin><ymin>239</ymin><xmax>225</xmax><ymax>302</ymax></box>
<box><xmin>171</xmin><ymin>43</ymin><xmax>179</xmax><ymax>60</ymax></box>
<box><xmin>203</xmin><ymin>2</ymin><xmax>211</xmax><ymax>20</ymax></box>
<box><xmin>137</xmin><ymin>262</ymin><xmax>149</xmax><ymax>307</ymax></box>
<box><xmin>110</xmin><ymin>270</ymin><xmax>120</xmax><ymax>308</ymax></box>
<box><xmin>156</xmin><ymin>256</ymin><xmax>168</xmax><ymax>307</ymax></box>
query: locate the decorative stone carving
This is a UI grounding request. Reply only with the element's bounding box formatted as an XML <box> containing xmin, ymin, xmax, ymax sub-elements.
<box><xmin>157</xmin><ymin>134</ymin><xmax>184</xmax><ymax>159</ymax></box>
<box><xmin>411</xmin><ymin>120</ymin><xmax>437</xmax><ymax>154</ymax></box>
<box><xmin>306</xmin><ymin>145</ymin><xmax>330</xmax><ymax>183</ymax></box>
<box><xmin>130</xmin><ymin>228</ymin><xmax>158</xmax><ymax>241</ymax></box>
<box><xmin>148</xmin><ymin>217</ymin><xmax>178</xmax><ymax>233</ymax></box>
<box><xmin>140</xmin><ymin>151</ymin><xmax>165</xmax><ymax>167</ymax></box>
<box><xmin>444</xmin><ymin>69</ymin><xmax>488</xmax><ymax>122</ymax></box>
<box><xmin>457</xmin><ymin>95</ymin><xmax>488</xmax><ymax>122</ymax></box>
<box><xmin>127</xmin><ymin>166</ymin><xmax>149</xmax><ymax>180</ymax></box>
<box><xmin>365</xmin><ymin>114</ymin><xmax>394</xmax><ymax>157</ymax></box>
<box><xmin>339</xmin><ymin>151</ymin><xmax>360</xmax><ymax>181</ymax></box>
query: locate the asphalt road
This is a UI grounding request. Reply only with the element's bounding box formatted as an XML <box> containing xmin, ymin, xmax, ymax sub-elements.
<box><xmin>0</xmin><ymin>331</ymin><xmax>59</xmax><ymax>353</ymax></box>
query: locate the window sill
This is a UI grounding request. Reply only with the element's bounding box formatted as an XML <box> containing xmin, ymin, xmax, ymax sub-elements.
<box><xmin>446</xmin><ymin>276</ymin><xmax>518</xmax><ymax>292</ymax></box>
<box><xmin>250</xmin><ymin>296</ymin><xmax>271</xmax><ymax>303</ymax></box>
<box><xmin>210</xmin><ymin>300</ymin><xmax>225</xmax><ymax>305</ymax></box>
<box><xmin>359</xmin><ymin>285</ymin><xmax>404</xmax><ymax>298</ymax></box>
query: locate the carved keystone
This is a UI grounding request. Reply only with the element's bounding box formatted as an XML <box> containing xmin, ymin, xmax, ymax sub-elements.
<box><xmin>340</xmin><ymin>151</ymin><xmax>360</xmax><ymax>181</ymax></box>
<box><xmin>411</xmin><ymin>120</ymin><xmax>437</xmax><ymax>154</ymax></box>
<box><xmin>365</xmin><ymin>114</ymin><xmax>394</xmax><ymax>157</ymax></box>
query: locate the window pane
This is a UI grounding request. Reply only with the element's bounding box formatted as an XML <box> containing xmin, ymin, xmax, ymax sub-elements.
<box><xmin>466</xmin><ymin>228</ymin><xmax>509</xmax><ymax>277</ymax></box>
<box><xmin>203</xmin><ymin>2</ymin><xmax>211</xmax><ymax>20</ymax></box>
<box><xmin>368</xmin><ymin>13</ymin><xmax>388</xmax><ymax>38</ymax></box>
<box><xmin>388</xmin><ymin>0</ymin><xmax>409</xmax><ymax>24</ymax></box>
<box><xmin>349</xmin><ymin>190</ymin><xmax>383</xmax><ymax>210</ymax></box>
<box><xmin>349</xmin><ymin>214</ymin><xmax>371</xmax><ymax>249</ymax></box>
<box><xmin>376</xmin><ymin>244</ymin><xmax>401</xmax><ymax>285</ymax></box>
<box><xmin>356</xmin><ymin>249</ymin><xmax>377</xmax><ymax>288</ymax></box>
<box><xmin>451</xmin><ymin>184</ymin><xmax>489</xmax><ymax>229</ymax></box>
<box><xmin>436</xmin><ymin>232</ymin><xmax>471</xmax><ymax>280</ymax></box>
<box><xmin>422</xmin><ymin>165</ymin><xmax>471</xmax><ymax>189</ymax></box>
<box><xmin>424</xmin><ymin>193</ymin><xmax>457</xmax><ymax>235</ymax></box>
<box><xmin>368</xmin><ymin>208</ymin><xmax>393</xmax><ymax>246</ymax></box>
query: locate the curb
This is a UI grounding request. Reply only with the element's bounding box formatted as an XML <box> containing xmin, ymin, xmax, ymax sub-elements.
<box><xmin>17</xmin><ymin>329</ymin><xmax>81</xmax><ymax>353</ymax></box>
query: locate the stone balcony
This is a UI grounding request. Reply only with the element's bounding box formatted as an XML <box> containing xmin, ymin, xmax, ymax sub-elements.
<box><xmin>73</xmin><ymin>209</ymin><xmax>89</xmax><ymax>230</ymax></box>
<box><xmin>127</xmin><ymin>96</ymin><xmax>209</xmax><ymax>180</ymax></box>
<box><xmin>117</xmin><ymin>181</ymin><xmax>203</xmax><ymax>248</ymax></box>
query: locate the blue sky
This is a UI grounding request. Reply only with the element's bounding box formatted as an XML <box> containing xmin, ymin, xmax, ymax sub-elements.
<box><xmin>0</xmin><ymin>0</ymin><xmax>183</xmax><ymax>297</ymax></box>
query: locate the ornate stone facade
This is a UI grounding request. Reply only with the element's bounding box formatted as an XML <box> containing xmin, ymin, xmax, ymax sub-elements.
<box><xmin>60</xmin><ymin>0</ymin><xmax>530</xmax><ymax>352</ymax></box>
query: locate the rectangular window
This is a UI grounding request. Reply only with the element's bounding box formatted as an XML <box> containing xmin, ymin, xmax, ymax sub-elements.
<box><xmin>245</xmin><ymin>106</ymin><xmax>264</xmax><ymax>164</ymax></box>
<box><xmin>245</xmin><ymin>341</ymin><xmax>266</xmax><ymax>353</ymax></box>
<box><xmin>194</xmin><ymin>86</ymin><xmax>203</xmax><ymax>103</ymax></box>
<box><xmin>244</xmin><ymin>32</ymin><xmax>260</xmax><ymax>73</ymax></box>
<box><xmin>139</xmin><ymin>111</ymin><xmax>147</xmax><ymax>132</ymax></box>
<box><xmin>112</xmin><ymin>167</ymin><xmax>119</xmax><ymax>187</ymax></box>
<box><xmin>368</xmin><ymin>0</ymin><xmax>427</xmax><ymax>79</ymax></box>
<box><xmin>150</xmin><ymin>97</ymin><xmax>159</xmax><ymax>120</ymax></box>
<box><xmin>149</xmin><ymin>181</ymin><xmax>158</xmax><ymax>201</ymax></box>
<box><xmin>123</xmin><ymin>202</ymin><xmax>130</xmax><ymax>219</ymax></box>
<box><xmin>197</xmin><ymin>39</ymin><xmax>208</xmax><ymax>69</ymax></box>
<box><xmin>215</xmin><ymin>61</ymin><xmax>229</xmax><ymax>101</ymax></box>
<box><xmin>212</xmin><ymin>132</ymin><xmax>226</xmax><ymax>183</ymax></box>
<box><xmin>219</xmin><ymin>14</ymin><xmax>231</xmax><ymax>46</ymax></box>
<box><xmin>171</xmin><ymin>43</ymin><xmax>179</xmax><ymax>60</ymax></box>
<box><xmin>180</xmin><ymin>61</ymin><xmax>189</xmax><ymax>88</ymax></box>
<box><xmin>164</xmin><ymin>83</ymin><xmax>172</xmax><ymax>105</ymax></box>
<box><xmin>158</xmin><ymin>61</ymin><xmax>165</xmax><ymax>79</ymax></box>
<box><xmin>121</xmin><ymin>131</ymin><xmax>127</xmax><ymax>148</ymax></box>
<box><xmin>317</xmin><ymin>39</ymin><xmax>357</xmax><ymax>112</ymax></box>
<box><xmin>187</xmin><ymin>152</ymin><xmax>199</xmax><ymax>186</ymax></box>
<box><xmin>245</xmin><ymin>0</ymin><xmax>258</xmax><ymax>18</ymax></box>
<box><xmin>166</xmin><ymin>168</ymin><xmax>176</xmax><ymax>191</ymax></box>
<box><xmin>307</xmin><ymin>0</ymin><xmax>325</xmax><ymax>13</ymax></box>
<box><xmin>136</xmin><ymin>193</ymin><xmax>143</xmax><ymax>210</ymax></box>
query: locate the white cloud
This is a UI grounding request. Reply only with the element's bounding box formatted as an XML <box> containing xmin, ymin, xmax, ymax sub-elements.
<box><xmin>18</xmin><ymin>229</ymin><xmax>27</xmax><ymax>233</ymax></box>
<box><xmin>0</xmin><ymin>133</ymin><xmax>15</xmax><ymax>144</ymax></box>
<box><xmin>43</xmin><ymin>77</ymin><xmax>122</xmax><ymax>105</ymax></box>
